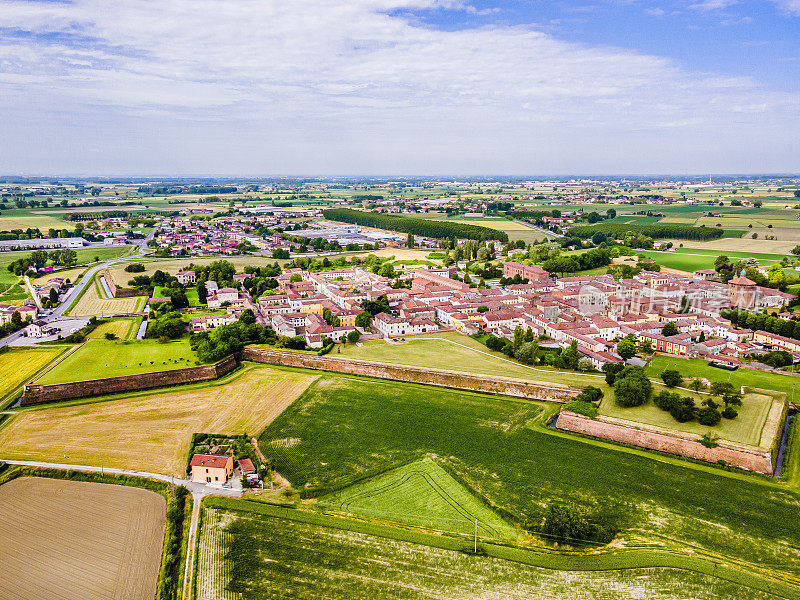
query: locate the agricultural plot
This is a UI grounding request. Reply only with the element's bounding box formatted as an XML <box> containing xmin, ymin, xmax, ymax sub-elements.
<box><xmin>597</xmin><ymin>388</ymin><xmax>779</xmax><ymax>447</ymax></box>
<box><xmin>0</xmin><ymin>209</ymin><xmax>68</xmax><ymax>231</ymax></box>
<box><xmin>0</xmin><ymin>365</ymin><xmax>317</xmax><ymax>474</ymax></box>
<box><xmin>336</xmin><ymin>330</ymin><xmax>593</xmax><ymax>389</ymax></box>
<box><xmin>68</xmin><ymin>275</ymin><xmax>147</xmax><ymax>317</ymax></box>
<box><xmin>0</xmin><ymin>347</ymin><xmax>64</xmax><ymax>406</ymax></box>
<box><xmin>260</xmin><ymin>374</ymin><xmax>800</xmax><ymax>583</ymax></box>
<box><xmin>195</xmin><ymin>506</ymin><xmax>782</xmax><ymax>600</ymax></box>
<box><xmin>37</xmin><ymin>338</ymin><xmax>198</xmax><ymax>383</ymax></box>
<box><xmin>85</xmin><ymin>317</ymin><xmax>140</xmax><ymax>340</ymax></box>
<box><xmin>319</xmin><ymin>457</ymin><xmax>518</xmax><ymax>540</ymax></box>
<box><xmin>0</xmin><ymin>477</ymin><xmax>165</xmax><ymax>600</ymax></box>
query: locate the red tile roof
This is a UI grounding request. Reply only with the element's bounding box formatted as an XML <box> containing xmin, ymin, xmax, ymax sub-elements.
<box><xmin>190</xmin><ymin>454</ymin><xmax>232</xmax><ymax>468</ymax></box>
<box><xmin>238</xmin><ymin>458</ymin><xmax>256</xmax><ymax>473</ymax></box>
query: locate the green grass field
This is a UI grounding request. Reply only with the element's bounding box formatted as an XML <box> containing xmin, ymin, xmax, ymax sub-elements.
<box><xmin>318</xmin><ymin>457</ymin><xmax>518</xmax><ymax>539</ymax></box>
<box><xmin>259</xmin><ymin>373</ymin><xmax>800</xmax><ymax>583</ymax></box>
<box><xmin>196</xmin><ymin>505</ymin><xmax>784</xmax><ymax>600</ymax></box>
<box><xmin>597</xmin><ymin>389</ymin><xmax>778</xmax><ymax>447</ymax></box>
<box><xmin>336</xmin><ymin>331</ymin><xmax>593</xmax><ymax>389</ymax></box>
<box><xmin>646</xmin><ymin>355</ymin><xmax>800</xmax><ymax>401</ymax></box>
<box><xmin>36</xmin><ymin>338</ymin><xmax>199</xmax><ymax>383</ymax></box>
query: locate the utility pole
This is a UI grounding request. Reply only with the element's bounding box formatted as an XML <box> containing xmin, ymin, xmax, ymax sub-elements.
<box><xmin>100</xmin><ymin>457</ymin><xmax>103</xmax><ymax>477</ymax></box>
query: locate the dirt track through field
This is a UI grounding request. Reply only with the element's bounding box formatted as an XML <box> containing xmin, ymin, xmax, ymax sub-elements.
<box><xmin>0</xmin><ymin>367</ymin><xmax>318</xmax><ymax>475</ymax></box>
<box><xmin>0</xmin><ymin>477</ymin><xmax>165</xmax><ymax>600</ymax></box>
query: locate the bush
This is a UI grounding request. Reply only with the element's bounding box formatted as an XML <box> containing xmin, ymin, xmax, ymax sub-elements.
<box><xmin>538</xmin><ymin>499</ymin><xmax>629</xmax><ymax>546</ymax></box>
<box><xmin>563</xmin><ymin>399</ymin><xmax>598</xmax><ymax>418</ymax></box>
<box><xmin>660</xmin><ymin>369</ymin><xmax>683</xmax><ymax>388</ymax></box>
<box><xmin>578</xmin><ymin>385</ymin><xmax>603</xmax><ymax>403</ymax></box>
<box><xmin>722</xmin><ymin>406</ymin><xmax>738</xmax><ymax>419</ymax></box>
<box><xmin>654</xmin><ymin>390</ymin><xmax>680</xmax><ymax>411</ymax></box>
<box><xmin>698</xmin><ymin>407</ymin><xmax>722</xmax><ymax>426</ymax></box>
<box><xmin>125</xmin><ymin>263</ymin><xmax>146</xmax><ymax>273</ymax></box>
<box><xmin>670</xmin><ymin>398</ymin><xmax>696</xmax><ymax>422</ymax></box>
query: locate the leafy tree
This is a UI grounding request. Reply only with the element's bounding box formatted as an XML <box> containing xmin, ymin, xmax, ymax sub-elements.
<box><xmin>48</xmin><ymin>287</ymin><xmax>58</xmax><ymax>304</ymax></box>
<box><xmin>515</xmin><ymin>341</ymin><xmax>538</xmax><ymax>365</ymax></box>
<box><xmin>616</xmin><ymin>337</ymin><xmax>636</xmax><ymax>361</ymax></box>
<box><xmin>602</xmin><ymin>362</ymin><xmax>624</xmax><ymax>385</ymax></box>
<box><xmin>361</xmin><ymin>295</ymin><xmax>391</xmax><ymax>316</ymax></box>
<box><xmin>240</xmin><ymin>309</ymin><xmax>256</xmax><ymax>325</ymax></box>
<box><xmin>347</xmin><ymin>329</ymin><xmax>361</xmax><ymax>343</ymax></box>
<box><xmin>697</xmin><ymin>407</ymin><xmax>722</xmax><ymax>426</ymax></box>
<box><xmin>654</xmin><ymin>390</ymin><xmax>680</xmax><ymax>411</ymax></box>
<box><xmin>613</xmin><ymin>366</ymin><xmax>652</xmax><ymax>407</ymax></box>
<box><xmin>661</xmin><ymin>322</ymin><xmax>678</xmax><ymax>337</ymax></box>
<box><xmin>660</xmin><ymin>369</ymin><xmax>683</xmax><ymax>388</ymax></box>
<box><xmin>722</xmin><ymin>406</ymin><xmax>738</xmax><ymax>419</ymax></box>
<box><xmin>355</xmin><ymin>311</ymin><xmax>372</xmax><ymax>328</ymax></box>
<box><xmin>670</xmin><ymin>397</ymin><xmax>696</xmax><ymax>422</ymax></box>
<box><xmin>561</xmin><ymin>340</ymin><xmax>580</xmax><ymax>370</ymax></box>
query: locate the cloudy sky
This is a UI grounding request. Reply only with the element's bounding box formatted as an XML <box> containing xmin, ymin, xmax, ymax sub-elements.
<box><xmin>1</xmin><ymin>0</ymin><xmax>798</xmax><ymax>175</ymax></box>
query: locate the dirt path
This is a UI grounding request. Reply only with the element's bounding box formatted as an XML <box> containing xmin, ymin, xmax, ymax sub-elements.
<box><xmin>182</xmin><ymin>496</ymin><xmax>201</xmax><ymax>600</ymax></box>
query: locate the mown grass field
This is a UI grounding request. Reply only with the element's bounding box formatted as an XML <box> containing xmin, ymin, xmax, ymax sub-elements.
<box><xmin>195</xmin><ymin>505</ymin><xmax>782</xmax><ymax>600</ymax></box>
<box><xmin>0</xmin><ymin>209</ymin><xmax>69</xmax><ymax>231</ymax></box>
<box><xmin>260</xmin><ymin>374</ymin><xmax>800</xmax><ymax>583</ymax></box>
<box><xmin>0</xmin><ymin>477</ymin><xmax>165</xmax><ymax>600</ymax></box>
<box><xmin>318</xmin><ymin>457</ymin><xmax>518</xmax><ymax>540</ymax></box>
<box><xmin>0</xmin><ymin>347</ymin><xmax>64</xmax><ymax>406</ymax></box>
<box><xmin>337</xmin><ymin>331</ymin><xmax>592</xmax><ymax>389</ymax></box>
<box><xmin>68</xmin><ymin>275</ymin><xmax>147</xmax><ymax>317</ymax></box>
<box><xmin>0</xmin><ymin>365</ymin><xmax>318</xmax><ymax>474</ymax></box>
<box><xmin>646</xmin><ymin>355</ymin><xmax>800</xmax><ymax>401</ymax></box>
<box><xmin>597</xmin><ymin>389</ymin><xmax>778</xmax><ymax>447</ymax></box>
<box><xmin>37</xmin><ymin>338</ymin><xmax>198</xmax><ymax>383</ymax></box>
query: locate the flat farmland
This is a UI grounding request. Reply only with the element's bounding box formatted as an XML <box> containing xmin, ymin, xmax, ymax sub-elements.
<box><xmin>318</xmin><ymin>457</ymin><xmax>518</xmax><ymax>540</ymax></box>
<box><xmin>260</xmin><ymin>374</ymin><xmax>800</xmax><ymax>583</ymax></box>
<box><xmin>195</xmin><ymin>506</ymin><xmax>784</xmax><ymax>600</ymax></box>
<box><xmin>0</xmin><ymin>347</ymin><xmax>64</xmax><ymax>406</ymax></box>
<box><xmin>0</xmin><ymin>210</ymin><xmax>68</xmax><ymax>231</ymax></box>
<box><xmin>0</xmin><ymin>365</ymin><xmax>317</xmax><ymax>474</ymax></box>
<box><xmin>336</xmin><ymin>330</ymin><xmax>593</xmax><ymax>389</ymax></box>
<box><xmin>68</xmin><ymin>276</ymin><xmax>146</xmax><ymax>316</ymax></box>
<box><xmin>667</xmin><ymin>237</ymin><xmax>798</xmax><ymax>254</ymax></box>
<box><xmin>0</xmin><ymin>477</ymin><xmax>165</xmax><ymax>600</ymax></box>
<box><xmin>37</xmin><ymin>338</ymin><xmax>198</xmax><ymax>383</ymax></box>
<box><xmin>85</xmin><ymin>318</ymin><xmax>140</xmax><ymax>340</ymax></box>
<box><xmin>31</xmin><ymin>266</ymin><xmax>87</xmax><ymax>285</ymax></box>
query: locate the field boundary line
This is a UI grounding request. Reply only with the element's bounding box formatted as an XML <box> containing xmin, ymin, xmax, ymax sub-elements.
<box><xmin>204</xmin><ymin>497</ymin><xmax>800</xmax><ymax>599</ymax></box>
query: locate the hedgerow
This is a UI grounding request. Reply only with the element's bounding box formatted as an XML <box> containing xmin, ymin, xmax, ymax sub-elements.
<box><xmin>569</xmin><ymin>223</ymin><xmax>724</xmax><ymax>241</ymax></box>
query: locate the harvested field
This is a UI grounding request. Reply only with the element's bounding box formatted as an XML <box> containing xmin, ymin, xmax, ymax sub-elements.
<box><xmin>85</xmin><ymin>318</ymin><xmax>139</xmax><ymax>340</ymax></box>
<box><xmin>195</xmin><ymin>506</ymin><xmax>782</xmax><ymax>600</ymax></box>
<box><xmin>31</xmin><ymin>267</ymin><xmax>87</xmax><ymax>286</ymax></box>
<box><xmin>0</xmin><ymin>347</ymin><xmax>64</xmax><ymax>406</ymax></box>
<box><xmin>68</xmin><ymin>275</ymin><xmax>146</xmax><ymax>316</ymax></box>
<box><xmin>0</xmin><ymin>365</ymin><xmax>317</xmax><ymax>474</ymax></box>
<box><xmin>0</xmin><ymin>477</ymin><xmax>165</xmax><ymax>600</ymax></box>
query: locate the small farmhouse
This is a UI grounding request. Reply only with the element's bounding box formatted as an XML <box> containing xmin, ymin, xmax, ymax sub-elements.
<box><xmin>190</xmin><ymin>454</ymin><xmax>233</xmax><ymax>485</ymax></box>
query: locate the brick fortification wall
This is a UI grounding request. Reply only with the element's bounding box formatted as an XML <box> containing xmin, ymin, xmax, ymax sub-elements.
<box><xmin>241</xmin><ymin>347</ymin><xmax>579</xmax><ymax>402</ymax></box>
<box><xmin>103</xmin><ymin>269</ymin><xmax>147</xmax><ymax>299</ymax></box>
<box><xmin>21</xmin><ymin>354</ymin><xmax>238</xmax><ymax>406</ymax></box>
<box><xmin>556</xmin><ymin>410</ymin><xmax>776</xmax><ymax>475</ymax></box>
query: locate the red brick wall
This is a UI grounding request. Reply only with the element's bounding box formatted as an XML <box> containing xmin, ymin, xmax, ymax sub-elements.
<box><xmin>21</xmin><ymin>354</ymin><xmax>238</xmax><ymax>405</ymax></box>
<box><xmin>556</xmin><ymin>410</ymin><xmax>775</xmax><ymax>474</ymax></box>
<box><xmin>241</xmin><ymin>347</ymin><xmax>579</xmax><ymax>402</ymax></box>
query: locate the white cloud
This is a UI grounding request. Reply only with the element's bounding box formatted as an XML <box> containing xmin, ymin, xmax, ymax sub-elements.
<box><xmin>770</xmin><ymin>0</ymin><xmax>800</xmax><ymax>15</ymax></box>
<box><xmin>0</xmin><ymin>0</ymin><xmax>797</xmax><ymax>174</ymax></box>
<box><xmin>689</xmin><ymin>0</ymin><xmax>737</xmax><ymax>10</ymax></box>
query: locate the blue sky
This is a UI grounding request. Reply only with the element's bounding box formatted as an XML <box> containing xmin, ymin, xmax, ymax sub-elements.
<box><xmin>0</xmin><ymin>0</ymin><xmax>798</xmax><ymax>175</ymax></box>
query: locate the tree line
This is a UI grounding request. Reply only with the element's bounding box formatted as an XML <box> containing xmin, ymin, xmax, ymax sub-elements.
<box><xmin>570</xmin><ymin>223</ymin><xmax>725</xmax><ymax>241</ymax></box>
<box><xmin>322</xmin><ymin>208</ymin><xmax>508</xmax><ymax>242</ymax></box>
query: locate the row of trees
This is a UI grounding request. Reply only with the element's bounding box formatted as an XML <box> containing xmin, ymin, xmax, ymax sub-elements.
<box><xmin>322</xmin><ymin>208</ymin><xmax>508</xmax><ymax>242</ymax></box>
<box><xmin>570</xmin><ymin>223</ymin><xmax>724</xmax><ymax>241</ymax></box>
<box><xmin>723</xmin><ymin>308</ymin><xmax>800</xmax><ymax>340</ymax></box>
<box><xmin>6</xmin><ymin>249</ymin><xmax>78</xmax><ymax>275</ymax></box>
<box><xmin>190</xmin><ymin>310</ymin><xmax>276</xmax><ymax>362</ymax></box>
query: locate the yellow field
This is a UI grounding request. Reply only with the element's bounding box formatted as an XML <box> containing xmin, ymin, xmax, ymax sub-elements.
<box><xmin>0</xmin><ymin>477</ymin><xmax>165</xmax><ymax>600</ymax></box>
<box><xmin>673</xmin><ymin>237</ymin><xmax>799</xmax><ymax>253</ymax></box>
<box><xmin>69</xmin><ymin>277</ymin><xmax>147</xmax><ymax>316</ymax></box>
<box><xmin>0</xmin><ymin>214</ymin><xmax>68</xmax><ymax>231</ymax></box>
<box><xmin>0</xmin><ymin>347</ymin><xmax>64</xmax><ymax>403</ymax></box>
<box><xmin>696</xmin><ymin>216</ymin><xmax>800</xmax><ymax>229</ymax></box>
<box><xmin>31</xmin><ymin>267</ymin><xmax>87</xmax><ymax>286</ymax></box>
<box><xmin>0</xmin><ymin>365</ymin><xmax>318</xmax><ymax>475</ymax></box>
<box><xmin>451</xmin><ymin>219</ymin><xmax>532</xmax><ymax>230</ymax></box>
<box><xmin>85</xmin><ymin>318</ymin><xmax>138</xmax><ymax>340</ymax></box>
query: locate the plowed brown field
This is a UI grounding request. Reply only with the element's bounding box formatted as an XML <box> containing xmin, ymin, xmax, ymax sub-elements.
<box><xmin>0</xmin><ymin>477</ymin><xmax>165</xmax><ymax>600</ymax></box>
